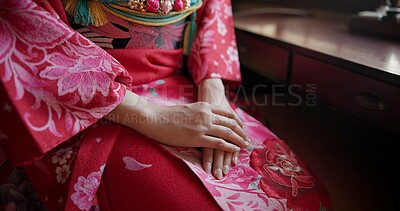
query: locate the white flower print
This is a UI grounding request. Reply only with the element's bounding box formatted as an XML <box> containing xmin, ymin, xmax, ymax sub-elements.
<box><xmin>217</xmin><ymin>21</ymin><xmax>227</xmax><ymax>36</ymax></box>
<box><xmin>227</xmin><ymin>46</ymin><xmax>239</xmax><ymax>62</ymax></box>
<box><xmin>210</xmin><ymin>73</ymin><xmax>222</xmax><ymax>77</ymax></box>
<box><xmin>55</xmin><ymin>165</ymin><xmax>71</xmax><ymax>184</ymax></box>
<box><xmin>52</xmin><ymin>147</ymin><xmax>73</xmax><ymax>165</ymax></box>
<box><xmin>224</xmin><ymin>4</ymin><xmax>233</xmax><ymax>17</ymax></box>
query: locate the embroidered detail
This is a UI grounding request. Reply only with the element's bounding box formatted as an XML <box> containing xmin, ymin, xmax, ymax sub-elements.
<box><xmin>56</xmin><ymin>165</ymin><xmax>71</xmax><ymax>184</ymax></box>
<box><xmin>71</xmin><ymin>171</ymin><xmax>102</xmax><ymax>211</ymax></box>
<box><xmin>52</xmin><ymin>147</ymin><xmax>73</xmax><ymax>165</ymax></box>
<box><xmin>123</xmin><ymin>156</ymin><xmax>152</xmax><ymax>171</ymax></box>
<box><xmin>128</xmin><ymin>0</ymin><xmax>190</xmax><ymax>14</ymax></box>
<box><xmin>250</xmin><ymin>139</ymin><xmax>315</xmax><ymax>198</ymax></box>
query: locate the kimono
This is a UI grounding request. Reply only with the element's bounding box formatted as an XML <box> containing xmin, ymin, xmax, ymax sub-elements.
<box><xmin>0</xmin><ymin>0</ymin><xmax>331</xmax><ymax>210</ymax></box>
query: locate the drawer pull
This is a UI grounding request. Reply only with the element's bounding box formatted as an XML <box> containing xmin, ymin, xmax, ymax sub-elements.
<box><xmin>355</xmin><ymin>89</ymin><xmax>389</xmax><ymax>111</ymax></box>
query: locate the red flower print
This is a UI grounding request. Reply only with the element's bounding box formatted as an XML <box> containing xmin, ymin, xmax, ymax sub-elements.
<box><xmin>146</xmin><ymin>0</ymin><xmax>159</xmax><ymax>12</ymax></box>
<box><xmin>250</xmin><ymin>139</ymin><xmax>314</xmax><ymax>199</ymax></box>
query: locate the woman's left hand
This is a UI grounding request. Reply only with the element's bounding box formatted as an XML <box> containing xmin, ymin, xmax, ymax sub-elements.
<box><xmin>198</xmin><ymin>78</ymin><xmax>249</xmax><ymax>179</ymax></box>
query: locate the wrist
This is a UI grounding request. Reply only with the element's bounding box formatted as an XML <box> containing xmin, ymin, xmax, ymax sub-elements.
<box><xmin>198</xmin><ymin>78</ymin><xmax>225</xmax><ymax>93</ymax></box>
<box><xmin>198</xmin><ymin>79</ymin><xmax>228</xmax><ymax>105</ymax></box>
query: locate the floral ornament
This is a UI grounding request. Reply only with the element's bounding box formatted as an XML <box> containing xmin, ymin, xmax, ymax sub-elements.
<box><xmin>217</xmin><ymin>20</ymin><xmax>227</xmax><ymax>36</ymax></box>
<box><xmin>41</xmin><ymin>38</ymin><xmax>116</xmax><ymax>105</ymax></box>
<box><xmin>145</xmin><ymin>0</ymin><xmax>159</xmax><ymax>12</ymax></box>
<box><xmin>250</xmin><ymin>139</ymin><xmax>314</xmax><ymax>201</ymax></box>
<box><xmin>52</xmin><ymin>147</ymin><xmax>73</xmax><ymax>165</ymax></box>
<box><xmin>226</xmin><ymin>46</ymin><xmax>238</xmax><ymax>63</ymax></box>
<box><xmin>71</xmin><ymin>170</ymin><xmax>102</xmax><ymax>211</ymax></box>
<box><xmin>173</xmin><ymin>0</ymin><xmax>184</xmax><ymax>11</ymax></box>
<box><xmin>0</xmin><ymin>168</ymin><xmax>46</xmax><ymax>211</ymax></box>
<box><xmin>1</xmin><ymin>0</ymin><xmax>129</xmax><ymax>140</ymax></box>
<box><xmin>160</xmin><ymin>0</ymin><xmax>173</xmax><ymax>14</ymax></box>
<box><xmin>55</xmin><ymin>165</ymin><xmax>71</xmax><ymax>184</ymax></box>
<box><xmin>129</xmin><ymin>0</ymin><xmax>190</xmax><ymax>14</ymax></box>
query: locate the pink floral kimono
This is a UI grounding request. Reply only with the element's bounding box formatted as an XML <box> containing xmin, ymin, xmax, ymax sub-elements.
<box><xmin>0</xmin><ymin>0</ymin><xmax>331</xmax><ymax>210</ymax></box>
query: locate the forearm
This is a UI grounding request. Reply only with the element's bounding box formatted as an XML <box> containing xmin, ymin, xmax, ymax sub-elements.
<box><xmin>105</xmin><ymin>90</ymin><xmax>156</xmax><ymax>133</ymax></box>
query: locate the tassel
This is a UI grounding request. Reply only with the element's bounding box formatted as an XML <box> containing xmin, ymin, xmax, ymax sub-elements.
<box><xmin>183</xmin><ymin>11</ymin><xmax>197</xmax><ymax>56</ymax></box>
<box><xmin>64</xmin><ymin>0</ymin><xmax>79</xmax><ymax>16</ymax></box>
<box><xmin>88</xmin><ymin>1</ymin><xmax>108</xmax><ymax>26</ymax></box>
<box><xmin>74</xmin><ymin>0</ymin><xmax>92</xmax><ymax>25</ymax></box>
<box><xmin>63</xmin><ymin>0</ymin><xmax>109</xmax><ymax>26</ymax></box>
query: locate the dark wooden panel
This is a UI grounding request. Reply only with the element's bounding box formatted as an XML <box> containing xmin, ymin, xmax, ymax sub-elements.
<box><xmin>292</xmin><ymin>54</ymin><xmax>400</xmax><ymax>135</ymax></box>
<box><xmin>236</xmin><ymin>31</ymin><xmax>290</xmax><ymax>83</ymax></box>
<box><xmin>233</xmin><ymin>14</ymin><xmax>400</xmax><ymax>87</ymax></box>
<box><xmin>233</xmin><ymin>0</ymin><xmax>384</xmax><ymax>13</ymax></box>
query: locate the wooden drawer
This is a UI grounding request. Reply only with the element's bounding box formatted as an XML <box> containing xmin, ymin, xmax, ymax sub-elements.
<box><xmin>236</xmin><ymin>31</ymin><xmax>290</xmax><ymax>83</ymax></box>
<box><xmin>292</xmin><ymin>54</ymin><xmax>400</xmax><ymax>135</ymax></box>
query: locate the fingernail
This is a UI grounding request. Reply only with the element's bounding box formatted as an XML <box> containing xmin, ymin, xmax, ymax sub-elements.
<box><xmin>233</xmin><ymin>157</ymin><xmax>238</xmax><ymax>165</ymax></box>
<box><xmin>223</xmin><ymin>165</ymin><xmax>229</xmax><ymax>175</ymax></box>
<box><xmin>205</xmin><ymin>162</ymin><xmax>211</xmax><ymax>173</ymax></box>
<box><xmin>234</xmin><ymin>146</ymin><xmax>241</xmax><ymax>152</ymax></box>
<box><xmin>216</xmin><ymin>168</ymin><xmax>223</xmax><ymax>179</ymax></box>
<box><xmin>246</xmin><ymin>137</ymin><xmax>251</xmax><ymax>142</ymax></box>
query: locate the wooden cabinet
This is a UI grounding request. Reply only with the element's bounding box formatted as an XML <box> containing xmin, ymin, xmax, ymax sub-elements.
<box><xmin>236</xmin><ymin>31</ymin><xmax>290</xmax><ymax>84</ymax></box>
<box><xmin>233</xmin><ymin>10</ymin><xmax>400</xmax><ymax>136</ymax></box>
<box><xmin>291</xmin><ymin>54</ymin><xmax>400</xmax><ymax>135</ymax></box>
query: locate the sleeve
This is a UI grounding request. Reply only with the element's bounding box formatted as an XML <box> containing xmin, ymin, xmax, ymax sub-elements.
<box><xmin>187</xmin><ymin>0</ymin><xmax>242</xmax><ymax>86</ymax></box>
<box><xmin>0</xmin><ymin>0</ymin><xmax>132</xmax><ymax>166</ymax></box>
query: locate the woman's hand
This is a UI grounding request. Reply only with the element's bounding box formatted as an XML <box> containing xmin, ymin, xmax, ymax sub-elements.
<box><xmin>198</xmin><ymin>78</ymin><xmax>249</xmax><ymax>179</ymax></box>
<box><xmin>106</xmin><ymin>90</ymin><xmax>248</xmax><ymax>152</ymax></box>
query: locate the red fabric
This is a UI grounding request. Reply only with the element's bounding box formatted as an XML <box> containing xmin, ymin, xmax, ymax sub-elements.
<box><xmin>106</xmin><ymin>48</ymin><xmax>183</xmax><ymax>86</ymax></box>
<box><xmin>0</xmin><ymin>0</ymin><xmax>331</xmax><ymax>210</ymax></box>
<box><xmin>0</xmin><ymin>0</ymin><xmax>131</xmax><ymax>166</ymax></box>
<box><xmin>250</xmin><ymin>139</ymin><xmax>331</xmax><ymax>210</ymax></box>
<box><xmin>47</xmin><ymin>0</ymin><xmax>70</xmax><ymax>26</ymax></box>
<box><xmin>64</xmin><ymin>123</ymin><xmax>122</xmax><ymax>211</ymax></box>
<box><xmin>100</xmin><ymin>127</ymin><xmax>221</xmax><ymax>211</ymax></box>
<box><xmin>188</xmin><ymin>0</ymin><xmax>242</xmax><ymax>85</ymax></box>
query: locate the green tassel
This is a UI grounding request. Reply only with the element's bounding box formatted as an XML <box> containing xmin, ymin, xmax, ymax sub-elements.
<box><xmin>74</xmin><ymin>0</ymin><xmax>93</xmax><ymax>26</ymax></box>
<box><xmin>65</xmin><ymin>0</ymin><xmax>128</xmax><ymax>26</ymax></box>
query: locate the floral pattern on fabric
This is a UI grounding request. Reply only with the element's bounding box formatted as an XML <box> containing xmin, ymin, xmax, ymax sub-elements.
<box><xmin>250</xmin><ymin>139</ymin><xmax>315</xmax><ymax>206</ymax></box>
<box><xmin>76</xmin><ymin>12</ymin><xmax>185</xmax><ymax>50</ymax></box>
<box><xmin>0</xmin><ymin>0</ymin><xmax>331</xmax><ymax>210</ymax></box>
<box><xmin>0</xmin><ymin>0</ymin><xmax>131</xmax><ymax>165</ymax></box>
<box><xmin>188</xmin><ymin>0</ymin><xmax>241</xmax><ymax>84</ymax></box>
<box><xmin>162</xmin><ymin>103</ymin><xmax>289</xmax><ymax>210</ymax></box>
<box><xmin>0</xmin><ymin>168</ymin><xmax>46</xmax><ymax>211</ymax></box>
<box><xmin>71</xmin><ymin>170</ymin><xmax>102</xmax><ymax>211</ymax></box>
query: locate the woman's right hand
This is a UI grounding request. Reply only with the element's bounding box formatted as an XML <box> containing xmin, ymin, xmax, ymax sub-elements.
<box><xmin>137</xmin><ymin>102</ymin><xmax>248</xmax><ymax>152</ymax></box>
<box><xmin>106</xmin><ymin>91</ymin><xmax>248</xmax><ymax>152</ymax></box>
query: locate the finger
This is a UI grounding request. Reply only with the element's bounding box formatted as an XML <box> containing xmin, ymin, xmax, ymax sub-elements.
<box><xmin>232</xmin><ymin>151</ymin><xmax>240</xmax><ymax>166</ymax></box>
<box><xmin>213</xmin><ymin>150</ymin><xmax>224</xmax><ymax>180</ymax></box>
<box><xmin>207</xmin><ymin>125</ymin><xmax>248</xmax><ymax>148</ymax></box>
<box><xmin>202</xmin><ymin>148</ymin><xmax>214</xmax><ymax>174</ymax></box>
<box><xmin>223</xmin><ymin>152</ymin><xmax>232</xmax><ymax>175</ymax></box>
<box><xmin>210</xmin><ymin>105</ymin><xmax>244</xmax><ymax>128</ymax></box>
<box><xmin>213</xmin><ymin>115</ymin><xmax>248</xmax><ymax>143</ymax></box>
<box><xmin>200</xmin><ymin>135</ymin><xmax>241</xmax><ymax>153</ymax></box>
